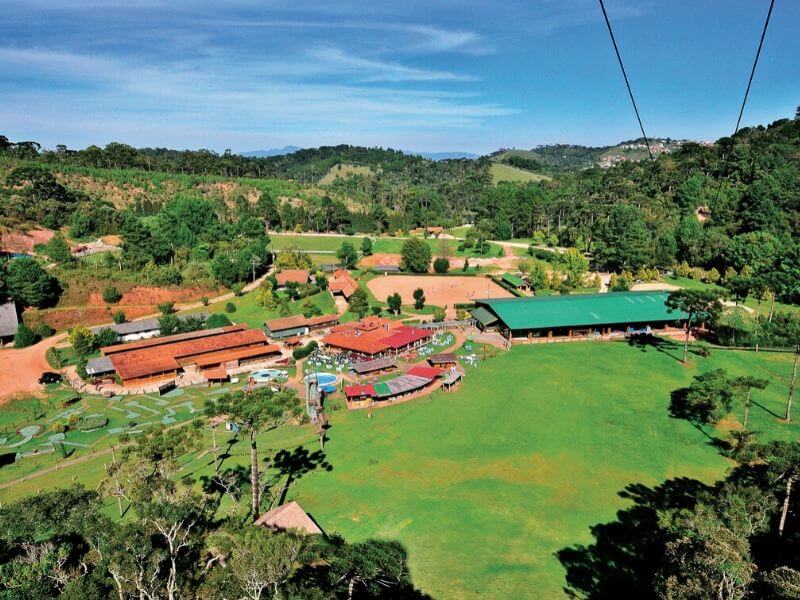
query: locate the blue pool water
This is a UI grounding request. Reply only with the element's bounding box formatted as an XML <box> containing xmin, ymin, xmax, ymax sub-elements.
<box><xmin>304</xmin><ymin>372</ymin><xmax>338</xmax><ymax>393</ymax></box>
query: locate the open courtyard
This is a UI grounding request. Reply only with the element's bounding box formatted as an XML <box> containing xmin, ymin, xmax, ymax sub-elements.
<box><xmin>367</xmin><ymin>274</ymin><xmax>513</xmax><ymax>307</ymax></box>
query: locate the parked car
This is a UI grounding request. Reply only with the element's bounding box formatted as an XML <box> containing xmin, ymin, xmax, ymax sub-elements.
<box><xmin>38</xmin><ymin>372</ymin><xmax>62</xmax><ymax>385</ymax></box>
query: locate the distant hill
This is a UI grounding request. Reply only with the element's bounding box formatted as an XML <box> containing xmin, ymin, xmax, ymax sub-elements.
<box><xmin>411</xmin><ymin>151</ymin><xmax>481</xmax><ymax>161</ymax></box>
<box><xmin>239</xmin><ymin>146</ymin><xmax>302</xmax><ymax>157</ymax></box>
<box><xmin>490</xmin><ymin>138</ymin><xmax>689</xmax><ymax>172</ymax></box>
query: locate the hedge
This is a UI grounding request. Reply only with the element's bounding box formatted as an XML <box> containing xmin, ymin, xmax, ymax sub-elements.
<box><xmin>293</xmin><ymin>340</ymin><xmax>319</xmax><ymax>360</ymax></box>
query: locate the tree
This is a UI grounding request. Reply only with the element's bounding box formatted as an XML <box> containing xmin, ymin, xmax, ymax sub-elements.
<box><xmin>387</xmin><ymin>292</ymin><xmax>402</xmax><ymax>315</ymax></box>
<box><xmin>558</xmin><ymin>248</ymin><xmax>589</xmax><ymax>288</ymax></box>
<box><xmin>732</xmin><ymin>376</ymin><xmax>768</xmax><ymax>431</ymax></box>
<box><xmin>204</xmin><ymin>388</ymin><xmax>303</xmax><ymax>520</ymax></box>
<box><xmin>761</xmin><ymin>441</ymin><xmax>800</xmax><ymax>536</ymax></box>
<box><xmin>336</xmin><ymin>242</ymin><xmax>358</xmax><ymax>269</ymax></box>
<box><xmin>41</xmin><ymin>233</ymin><xmax>74</xmax><ymax>265</ymax></box>
<box><xmin>433</xmin><ymin>257</ymin><xmax>450</xmax><ymax>273</ymax></box>
<box><xmin>433</xmin><ymin>306</ymin><xmax>446</xmax><ymax>322</ymax></box>
<box><xmin>593</xmin><ymin>205</ymin><xmax>651</xmax><ymax>271</ymax></box>
<box><xmin>69</xmin><ymin>325</ymin><xmax>95</xmax><ymax>357</ymax></box>
<box><xmin>302</xmin><ymin>298</ymin><xmax>322</xmax><ymax>318</ymax></box>
<box><xmin>412</xmin><ymin>288</ymin><xmax>425</xmax><ymax>310</ymax></box>
<box><xmin>4</xmin><ymin>257</ymin><xmax>61</xmax><ymax>308</ymax></box>
<box><xmin>657</xmin><ymin>502</ymin><xmax>755</xmax><ymax>600</ymax></box>
<box><xmin>94</xmin><ymin>327</ymin><xmax>119</xmax><ymax>349</ymax></box>
<box><xmin>14</xmin><ymin>323</ymin><xmax>39</xmax><ymax>348</ymax></box>
<box><xmin>361</xmin><ymin>237</ymin><xmax>373</xmax><ymax>256</ymax></box>
<box><xmin>254</xmin><ymin>281</ymin><xmax>276</xmax><ymax>310</ymax></box>
<box><xmin>102</xmin><ymin>286</ymin><xmax>122</xmax><ymax>304</ymax></box>
<box><xmin>274</xmin><ymin>246</ymin><xmax>312</xmax><ymax>270</ymax></box>
<box><xmin>400</xmin><ymin>238</ymin><xmax>432</xmax><ymax>273</ymax></box>
<box><xmin>673</xmin><ymin>369</ymin><xmax>735</xmax><ymax>424</ymax></box>
<box><xmin>666</xmin><ymin>289</ymin><xmax>723</xmax><ymax>364</ymax></box>
<box><xmin>208</xmin><ymin>527</ymin><xmax>306</xmax><ymax>600</ymax></box>
<box><xmin>528</xmin><ymin>262</ymin><xmax>549</xmax><ymax>293</ymax></box>
<box><xmin>328</xmin><ymin>539</ymin><xmax>416</xmax><ymax>600</ymax></box>
<box><xmin>348</xmin><ymin>287</ymin><xmax>369</xmax><ymax>318</ymax></box>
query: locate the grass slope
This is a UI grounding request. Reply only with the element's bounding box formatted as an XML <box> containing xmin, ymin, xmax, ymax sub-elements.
<box><xmin>490</xmin><ymin>162</ymin><xmax>550</xmax><ymax>185</ymax></box>
<box><xmin>318</xmin><ymin>163</ymin><xmax>375</xmax><ymax>185</ymax></box>
<box><xmin>292</xmin><ymin>343</ymin><xmax>798</xmax><ymax>598</ymax></box>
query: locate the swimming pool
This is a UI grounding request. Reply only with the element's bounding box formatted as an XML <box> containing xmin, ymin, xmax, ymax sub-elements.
<box><xmin>304</xmin><ymin>372</ymin><xmax>338</xmax><ymax>393</ymax></box>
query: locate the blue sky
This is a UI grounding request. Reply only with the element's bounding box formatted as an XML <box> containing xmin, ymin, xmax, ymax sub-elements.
<box><xmin>1</xmin><ymin>0</ymin><xmax>798</xmax><ymax>154</ymax></box>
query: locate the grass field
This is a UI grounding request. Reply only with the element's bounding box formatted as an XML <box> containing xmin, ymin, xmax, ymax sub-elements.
<box><xmin>2</xmin><ymin>342</ymin><xmax>798</xmax><ymax>597</ymax></box>
<box><xmin>189</xmin><ymin>289</ymin><xmax>337</xmax><ymax>328</ymax></box>
<box><xmin>269</xmin><ymin>233</ymin><xmax>360</xmax><ymax>252</ymax></box>
<box><xmin>490</xmin><ymin>162</ymin><xmax>550</xmax><ymax>185</ymax></box>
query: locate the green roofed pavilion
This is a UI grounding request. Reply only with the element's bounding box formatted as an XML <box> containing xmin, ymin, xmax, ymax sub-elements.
<box><xmin>475</xmin><ymin>291</ymin><xmax>686</xmax><ymax>334</ymax></box>
<box><xmin>501</xmin><ymin>273</ymin><xmax>527</xmax><ymax>288</ymax></box>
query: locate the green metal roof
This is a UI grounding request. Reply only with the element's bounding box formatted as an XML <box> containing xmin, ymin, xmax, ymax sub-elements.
<box><xmin>475</xmin><ymin>291</ymin><xmax>686</xmax><ymax>331</ymax></box>
<box><xmin>470</xmin><ymin>306</ymin><xmax>498</xmax><ymax>326</ymax></box>
<box><xmin>501</xmin><ymin>273</ymin><xmax>526</xmax><ymax>287</ymax></box>
<box><xmin>373</xmin><ymin>382</ymin><xmax>392</xmax><ymax>397</ymax></box>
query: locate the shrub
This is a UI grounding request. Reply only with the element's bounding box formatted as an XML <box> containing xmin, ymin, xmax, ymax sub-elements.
<box><xmin>152</xmin><ymin>265</ymin><xmax>183</xmax><ymax>286</ymax></box>
<box><xmin>462</xmin><ymin>258</ymin><xmax>470</xmax><ymax>272</ymax></box>
<box><xmin>231</xmin><ymin>283</ymin><xmax>245</xmax><ymax>297</ymax></box>
<box><xmin>292</xmin><ymin>340</ymin><xmax>319</xmax><ymax>360</ymax></box>
<box><xmin>67</xmin><ymin>413</ymin><xmax>79</xmax><ymax>428</ymax></box>
<box><xmin>302</xmin><ymin>299</ymin><xmax>323</xmax><ymax>318</ymax></box>
<box><xmin>36</xmin><ymin>323</ymin><xmax>55</xmax><ymax>339</ymax></box>
<box><xmin>46</xmin><ymin>347</ymin><xmax>64</xmax><ymax>369</ymax></box>
<box><xmin>433</xmin><ymin>307</ymin><xmax>446</xmax><ymax>322</ymax></box>
<box><xmin>205</xmin><ymin>313</ymin><xmax>232</xmax><ymax>329</ymax></box>
<box><xmin>102</xmin><ymin>286</ymin><xmax>122</xmax><ymax>304</ymax></box>
<box><xmin>157</xmin><ymin>301</ymin><xmax>175</xmax><ymax>315</ymax></box>
<box><xmin>77</xmin><ymin>415</ymin><xmax>109</xmax><ymax>431</ymax></box>
<box><xmin>370</xmin><ymin>305</ymin><xmax>382</xmax><ymax>316</ymax></box>
<box><xmin>201</xmin><ymin>297</ymin><xmax>210</xmax><ymax>306</ymax></box>
<box><xmin>225</xmin><ymin>302</ymin><xmax>236</xmax><ymax>314</ymax></box>
<box><xmin>433</xmin><ymin>257</ymin><xmax>450</xmax><ymax>273</ymax></box>
<box><xmin>14</xmin><ymin>323</ymin><xmax>39</xmax><ymax>348</ymax></box>
<box><xmin>94</xmin><ymin>327</ymin><xmax>119</xmax><ymax>349</ymax></box>
<box><xmin>52</xmin><ymin>421</ymin><xmax>66</xmax><ymax>433</ymax></box>
<box><xmin>112</xmin><ymin>310</ymin><xmax>126</xmax><ymax>324</ymax></box>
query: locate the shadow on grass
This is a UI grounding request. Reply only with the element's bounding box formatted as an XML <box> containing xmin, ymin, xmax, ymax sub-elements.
<box><xmin>627</xmin><ymin>334</ymin><xmax>684</xmax><ymax>364</ymax></box>
<box><xmin>272</xmin><ymin>446</ymin><xmax>333</xmax><ymax>506</ymax></box>
<box><xmin>555</xmin><ymin>477</ymin><xmax>712</xmax><ymax>599</ymax></box>
<box><xmin>751</xmin><ymin>398</ymin><xmax>783</xmax><ymax>420</ymax></box>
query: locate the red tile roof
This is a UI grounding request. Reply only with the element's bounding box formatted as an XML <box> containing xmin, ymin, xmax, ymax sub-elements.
<box><xmin>110</xmin><ymin>327</ymin><xmax>271</xmax><ymax>381</ymax></box>
<box><xmin>265</xmin><ymin>315</ymin><xmax>307</xmax><ymax>332</ymax></box>
<box><xmin>380</xmin><ymin>326</ymin><xmax>432</xmax><ymax>350</ymax></box>
<box><xmin>328</xmin><ymin>269</ymin><xmax>358</xmax><ymax>298</ymax></box>
<box><xmin>102</xmin><ymin>324</ymin><xmax>246</xmax><ymax>355</ymax></box>
<box><xmin>275</xmin><ymin>269</ymin><xmax>310</xmax><ymax>286</ymax></box>
<box><xmin>406</xmin><ymin>365</ymin><xmax>444</xmax><ymax>379</ymax></box>
<box><xmin>344</xmin><ymin>384</ymin><xmax>375</xmax><ymax>398</ymax></box>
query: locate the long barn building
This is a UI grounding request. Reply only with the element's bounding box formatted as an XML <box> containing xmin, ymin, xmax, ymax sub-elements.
<box><xmin>100</xmin><ymin>324</ymin><xmax>280</xmax><ymax>387</ymax></box>
<box><xmin>472</xmin><ymin>291</ymin><xmax>687</xmax><ymax>340</ymax></box>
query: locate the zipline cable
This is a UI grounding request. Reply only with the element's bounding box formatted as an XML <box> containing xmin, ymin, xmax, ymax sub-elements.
<box><xmin>713</xmin><ymin>0</ymin><xmax>776</xmax><ymax>204</ymax></box>
<box><xmin>598</xmin><ymin>0</ymin><xmax>658</xmax><ymax>170</ymax></box>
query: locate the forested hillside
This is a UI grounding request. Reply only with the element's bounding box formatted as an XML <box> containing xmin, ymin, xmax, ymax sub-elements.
<box><xmin>2</xmin><ymin>111</ymin><xmax>800</xmax><ymax>307</ymax></box>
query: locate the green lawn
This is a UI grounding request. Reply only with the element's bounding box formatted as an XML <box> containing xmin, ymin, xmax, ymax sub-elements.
<box><xmin>191</xmin><ymin>290</ymin><xmax>337</xmax><ymax>328</ymax></box>
<box><xmin>290</xmin><ymin>343</ymin><xmax>798</xmax><ymax>598</ymax></box>
<box><xmin>269</xmin><ymin>233</ymin><xmax>360</xmax><ymax>252</ymax></box>
<box><xmin>3</xmin><ymin>342</ymin><xmax>798</xmax><ymax>597</ymax></box>
<box><xmin>372</xmin><ymin>237</ymin><xmax>503</xmax><ymax>258</ymax></box>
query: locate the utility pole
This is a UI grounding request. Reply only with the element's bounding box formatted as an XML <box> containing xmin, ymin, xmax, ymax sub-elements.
<box><xmin>250</xmin><ymin>255</ymin><xmax>261</xmax><ymax>284</ymax></box>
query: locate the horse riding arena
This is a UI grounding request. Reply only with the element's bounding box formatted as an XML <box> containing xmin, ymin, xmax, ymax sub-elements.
<box><xmin>367</xmin><ymin>275</ymin><xmax>513</xmax><ymax>306</ymax></box>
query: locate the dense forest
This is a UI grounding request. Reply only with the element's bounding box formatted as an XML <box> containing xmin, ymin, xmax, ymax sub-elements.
<box><xmin>2</xmin><ymin>110</ymin><xmax>800</xmax><ymax>305</ymax></box>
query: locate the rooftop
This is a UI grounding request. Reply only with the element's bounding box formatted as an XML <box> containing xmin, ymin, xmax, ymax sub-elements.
<box><xmin>328</xmin><ymin>268</ymin><xmax>358</xmax><ymax>298</ymax></box>
<box><xmin>254</xmin><ymin>501</ymin><xmax>322</xmax><ymax>535</ymax></box>
<box><xmin>0</xmin><ymin>301</ymin><xmax>19</xmax><ymax>338</ymax></box>
<box><xmin>275</xmin><ymin>269</ymin><xmax>310</xmax><ymax>286</ymax></box>
<box><xmin>476</xmin><ymin>291</ymin><xmax>687</xmax><ymax>331</ymax></box>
